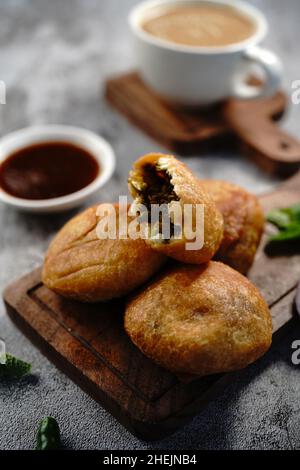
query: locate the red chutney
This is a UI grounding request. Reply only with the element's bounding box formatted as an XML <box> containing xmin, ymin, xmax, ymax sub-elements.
<box><xmin>0</xmin><ymin>141</ymin><xmax>100</xmax><ymax>200</ymax></box>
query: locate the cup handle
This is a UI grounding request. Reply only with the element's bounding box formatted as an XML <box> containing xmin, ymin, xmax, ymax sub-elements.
<box><xmin>232</xmin><ymin>46</ymin><xmax>283</xmax><ymax>100</ymax></box>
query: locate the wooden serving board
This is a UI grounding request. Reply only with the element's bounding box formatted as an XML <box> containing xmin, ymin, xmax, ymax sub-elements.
<box><xmin>105</xmin><ymin>72</ymin><xmax>300</xmax><ymax>175</ymax></box>
<box><xmin>3</xmin><ymin>171</ymin><xmax>300</xmax><ymax>440</ymax></box>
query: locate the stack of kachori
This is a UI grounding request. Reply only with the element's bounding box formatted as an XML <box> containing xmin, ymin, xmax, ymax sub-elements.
<box><xmin>43</xmin><ymin>153</ymin><xmax>271</xmax><ymax>378</ymax></box>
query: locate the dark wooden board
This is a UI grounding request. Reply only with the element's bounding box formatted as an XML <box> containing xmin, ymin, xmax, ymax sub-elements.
<box><xmin>105</xmin><ymin>72</ymin><xmax>300</xmax><ymax>175</ymax></box>
<box><xmin>3</xmin><ymin>171</ymin><xmax>300</xmax><ymax>440</ymax></box>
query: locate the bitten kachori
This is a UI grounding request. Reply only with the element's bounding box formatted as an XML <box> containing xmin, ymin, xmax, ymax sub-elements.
<box><xmin>125</xmin><ymin>261</ymin><xmax>272</xmax><ymax>377</ymax></box>
<box><xmin>202</xmin><ymin>180</ymin><xmax>265</xmax><ymax>273</ymax></box>
<box><xmin>128</xmin><ymin>153</ymin><xmax>224</xmax><ymax>264</ymax></box>
<box><xmin>43</xmin><ymin>203</ymin><xmax>166</xmax><ymax>302</ymax></box>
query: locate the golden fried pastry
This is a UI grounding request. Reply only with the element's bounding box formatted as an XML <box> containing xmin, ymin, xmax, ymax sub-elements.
<box><xmin>43</xmin><ymin>203</ymin><xmax>166</xmax><ymax>302</ymax></box>
<box><xmin>128</xmin><ymin>153</ymin><xmax>224</xmax><ymax>264</ymax></box>
<box><xmin>201</xmin><ymin>180</ymin><xmax>265</xmax><ymax>273</ymax></box>
<box><xmin>125</xmin><ymin>261</ymin><xmax>272</xmax><ymax>377</ymax></box>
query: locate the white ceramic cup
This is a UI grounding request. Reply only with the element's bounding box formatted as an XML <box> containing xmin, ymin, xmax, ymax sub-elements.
<box><xmin>129</xmin><ymin>0</ymin><xmax>282</xmax><ymax>106</ymax></box>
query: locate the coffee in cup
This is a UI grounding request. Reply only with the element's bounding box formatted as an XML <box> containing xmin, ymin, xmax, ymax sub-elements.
<box><xmin>141</xmin><ymin>3</ymin><xmax>257</xmax><ymax>47</ymax></box>
<box><xmin>129</xmin><ymin>0</ymin><xmax>282</xmax><ymax>106</ymax></box>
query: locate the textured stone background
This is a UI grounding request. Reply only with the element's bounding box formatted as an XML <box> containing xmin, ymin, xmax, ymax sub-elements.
<box><xmin>0</xmin><ymin>0</ymin><xmax>300</xmax><ymax>450</ymax></box>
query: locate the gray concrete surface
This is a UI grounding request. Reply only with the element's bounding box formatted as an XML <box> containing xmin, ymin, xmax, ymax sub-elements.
<box><xmin>0</xmin><ymin>0</ymin><xmax>300</xmax><ymax>450</ymax></box>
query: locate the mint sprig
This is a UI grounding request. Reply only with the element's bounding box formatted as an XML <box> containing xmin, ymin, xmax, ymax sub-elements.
<box><xmin>36</xmin><ymin>417</ymin><xmax>60</xmax><ymax>450</ymax></box>
<box><xmin>267</xmin><ymin>204</ymin><xmax>300</xmax><ymax>243</ymax></box>
<box><xmin>0</xmin><ymin>353</ymin><xmax>32</xmax><ymax>378</ymax></box>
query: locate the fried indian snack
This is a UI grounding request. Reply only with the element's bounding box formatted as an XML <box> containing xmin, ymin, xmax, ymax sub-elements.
<box><xmin>42</xmin><ymin>203</ymin><xmax>166</xmax><ymax>302</ymax></box>
<box><xmin>125</xmin><ymin>262</ymin><xmax>272</xmax><ymax>377</ymax></box>
<box><xmin>201</xmin><ymin>180</ymin><xmax>265</xmax><ymax>274</ymax></box>
<box><xmin>128</xmin><ymin>153</ymin><xmax>224</xmax><ymax>264</ymax></box>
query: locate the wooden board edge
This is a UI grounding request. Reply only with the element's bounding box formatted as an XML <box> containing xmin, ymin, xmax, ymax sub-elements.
<box><xmin>2</xmin><ymin>269</ymin><xmax>298</xmax><ymax>440</ymax></box>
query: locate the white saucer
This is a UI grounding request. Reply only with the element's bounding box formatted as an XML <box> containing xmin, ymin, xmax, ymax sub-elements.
<box><xmin>0</xmin><ymin>125</ymin><xmax>116</xmax><ymax>213</ymax></box>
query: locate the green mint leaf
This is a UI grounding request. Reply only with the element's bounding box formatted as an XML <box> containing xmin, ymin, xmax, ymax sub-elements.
<box><xmin>269</xmin><ymin>223</ymin><xmax>300</xmax><ymax>242</ymax></box>
<box><xmin>285</xmin><ymin>204</ymin><xmax>300</xmax><ymax>222</ymax></box>
<box><xmin>0</xmin><ymin>353</ymin><xmax>32</xmax><ymax>378</ymax></box>
<box><xmin>267</xmin><ymin>204</ymin><xmax>300</xmax><ymax>243</ymax></box>
<box><xmin>36</xmin><ymin>417</ymin><xmax>60</xmax><ymax>450</ymax></box>
<box><xmin>267</xmin><ymin>209</ymin><xmax>292</xmax><ymax>228</ymax></box>
<box><xmin>267</xmin><ymin>204</ymin><xmax>300</xmax><ymax>227</ymax></box>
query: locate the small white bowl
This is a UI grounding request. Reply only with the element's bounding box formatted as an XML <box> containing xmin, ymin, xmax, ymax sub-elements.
<box><xmin>0</xmin><ymin>125</ymin><xmax>116</xmax><ymax>213</ymax></box>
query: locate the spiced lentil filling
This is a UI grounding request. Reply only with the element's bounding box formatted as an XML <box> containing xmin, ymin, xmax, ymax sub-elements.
<box><xmin>128</xmin><ymin>163</ymin><xmax>180</xmax><ymax>242</ymax></box>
